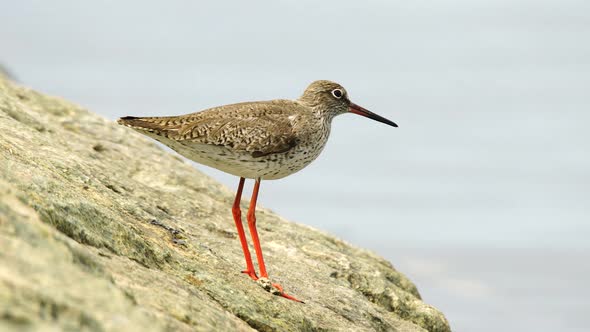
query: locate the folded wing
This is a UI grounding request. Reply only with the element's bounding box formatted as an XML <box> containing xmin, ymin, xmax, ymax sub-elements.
<box><xmin>118</xmin><ymin>100</ymin><xmax>300</xmax><ymax>158</ymax></box>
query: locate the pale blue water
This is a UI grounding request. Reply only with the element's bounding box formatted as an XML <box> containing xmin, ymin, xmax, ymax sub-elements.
<box><xmin>2</xmin><ymin>1</ymin><xmax>589</xmax><ymax>331</ymax></box>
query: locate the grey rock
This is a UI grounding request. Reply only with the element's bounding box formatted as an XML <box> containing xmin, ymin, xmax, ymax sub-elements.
<box><xmin>0</xmin><ymin>75</ymin><xmax>450</xmax><ymax>332</ymax></box>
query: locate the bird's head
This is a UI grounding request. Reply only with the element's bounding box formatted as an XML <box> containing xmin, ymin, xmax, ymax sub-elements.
<box><xmin>298</xmin><ymin>80</ymin><xmax>397</xmax><ymax>127</ymax></box>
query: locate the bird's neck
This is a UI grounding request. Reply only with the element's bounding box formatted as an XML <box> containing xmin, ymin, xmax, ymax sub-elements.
<box><xmin>296</xmin><ymin>100</ymin><xmax>338</xmax><ymax>130</ymax></box>
<box><xmin>315</xmin><ymin>106</ymin><xmax>339</xmax><ymax>125</ymax></box>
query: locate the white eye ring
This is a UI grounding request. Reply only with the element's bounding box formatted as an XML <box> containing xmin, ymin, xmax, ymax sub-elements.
<box><xmin>331</xmin><ymin>89</ymin><xmax>343</xmax><ymax>99</ymax></box>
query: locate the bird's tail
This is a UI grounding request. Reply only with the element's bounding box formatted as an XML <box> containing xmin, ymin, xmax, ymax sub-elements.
<box><xmin>117</xmin><ymin>116</ymin><xmax>181</xmax><ymax>138</ymax></box>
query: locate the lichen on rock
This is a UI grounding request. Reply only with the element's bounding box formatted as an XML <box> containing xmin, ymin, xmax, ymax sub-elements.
<box><xmin>0</xmin><ymin>75</ymin><xmax>450</xmax><ymax>332</ymax></box>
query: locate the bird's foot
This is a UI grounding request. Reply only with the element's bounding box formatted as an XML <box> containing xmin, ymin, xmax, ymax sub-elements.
<box><xmin>241</xmin><ymin>269</ymin><xmax>259</xmax><ymax>281</ymax></box>
<box><xmin>272</xmin><ymin>282</ymin><xmax>304</xmax><ymax>303</ymax></box>
<box><xmin>256</xmin><ymin>278</ymin><xmax>304</xmax><ymax>303</ymax></box>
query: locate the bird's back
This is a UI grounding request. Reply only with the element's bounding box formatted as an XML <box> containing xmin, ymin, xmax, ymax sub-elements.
<box><xmin>118</xmin><ymin>99</ymin><xmax>330</xmax><ymax>179</ymax></box>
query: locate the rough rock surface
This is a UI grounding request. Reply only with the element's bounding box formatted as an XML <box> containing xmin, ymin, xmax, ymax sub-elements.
<box><xmin>0</xmin><ymin>75</ymin><xmax>450</xmax><ymax>332</ymax></box>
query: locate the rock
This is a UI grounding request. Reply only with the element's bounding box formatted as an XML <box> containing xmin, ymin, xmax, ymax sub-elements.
<box><xmin>0</xmin><ymin>75</ymin><xmax>450</xmax><ymax>332</ymax></box>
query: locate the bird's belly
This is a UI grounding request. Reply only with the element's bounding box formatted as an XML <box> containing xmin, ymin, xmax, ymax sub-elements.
<box><xmin>155</xmin><ymin>136</ymin><xmax>325</xmax><ymax>180</ymax></box>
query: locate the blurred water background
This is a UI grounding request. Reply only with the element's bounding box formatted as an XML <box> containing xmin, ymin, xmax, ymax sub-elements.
<box><xmin>2</xmin><ymin>1</ymin><xmax>589</xmax><ymax>331</ymax></box>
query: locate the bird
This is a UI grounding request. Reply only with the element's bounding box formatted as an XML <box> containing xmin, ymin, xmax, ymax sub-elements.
<box><xmin>117</xmin><ymin>80</ymin><xmax>397</xmax><ymax>302</ymax></box>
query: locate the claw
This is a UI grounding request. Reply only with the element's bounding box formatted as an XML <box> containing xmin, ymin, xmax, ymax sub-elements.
<box><xmin>272</xmin><ymin>283</ymin><xmax>304</xmax><ymax>303</ymax></box>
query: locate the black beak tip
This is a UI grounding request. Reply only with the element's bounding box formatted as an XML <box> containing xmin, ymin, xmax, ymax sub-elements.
<box><xmin>379</xmin><ymin>118</ymin><xmax>398</xmax><ymax>128</ymax></box>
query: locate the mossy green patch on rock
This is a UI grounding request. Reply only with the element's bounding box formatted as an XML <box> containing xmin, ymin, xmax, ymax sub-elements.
<box><xmin>0</xmin><ymin>75</ymin><xmax>450</xmax><ymax>332</ymax></box>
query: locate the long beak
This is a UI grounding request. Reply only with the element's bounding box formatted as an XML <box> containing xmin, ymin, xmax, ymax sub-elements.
<box><xmin>349</xmin><ymin>102</ymin><xmax>398</xmax><ymax>127</ymax></box>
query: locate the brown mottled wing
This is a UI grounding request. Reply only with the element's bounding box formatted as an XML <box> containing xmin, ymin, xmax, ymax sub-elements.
<box><xmin>119</xmin><ymin>100</ymin><xmax>300</xmax><ymax>157</ymax></box>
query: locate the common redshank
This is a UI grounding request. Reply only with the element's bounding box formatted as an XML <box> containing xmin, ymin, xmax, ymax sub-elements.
<box><xmin>118</xmin><ymin>80</ymin><xmax>397</xmax><ymax>302</ymax></box>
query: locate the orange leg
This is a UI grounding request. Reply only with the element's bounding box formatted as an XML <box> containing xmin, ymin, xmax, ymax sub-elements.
<box><xmin>246</xmin><ymin>178</ymin><xmax>268</xmax><ymax>278</ymax></box>
<box><xmin>246</xmin><ymin>178</ymin><xmax>303</xmax><ymax>303</ymax></box>
<box><xmin>232</xmin><ymin>177</ymin><xmax>258</xmax><ymax>280</ymax></box>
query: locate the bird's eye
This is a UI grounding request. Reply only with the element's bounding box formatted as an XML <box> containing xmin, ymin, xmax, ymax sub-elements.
<box><xmin>331</xmin><ymin>89</ymin><xmax>343</xmax><ymax>99</ymax></box>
